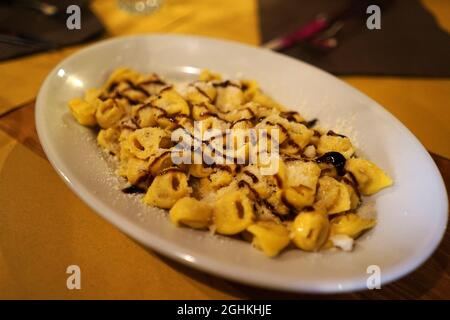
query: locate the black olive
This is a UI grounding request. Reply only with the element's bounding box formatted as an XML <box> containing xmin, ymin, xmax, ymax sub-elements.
<box><xmin>315</xmin><ymin>151</ymin><xmax>347</xmax><ymax>176</ymax></box>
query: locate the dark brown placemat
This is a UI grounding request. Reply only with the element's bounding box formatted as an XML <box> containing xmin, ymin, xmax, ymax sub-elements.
<box><xmin>258</xmin><ymin>0</ymin><xmax>450</xmax><ymax>76</ymax></box>
<box><xmin>0</xmin><ymin>0</ymin><xmax>104</xmax><ymax>61</ymax></box>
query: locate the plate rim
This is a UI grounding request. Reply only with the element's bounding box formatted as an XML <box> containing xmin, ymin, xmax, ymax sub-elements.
<box><xmin>35</xmin><ymin>34</ymin><xmax>448</xmax><ymax>293</ymax></box>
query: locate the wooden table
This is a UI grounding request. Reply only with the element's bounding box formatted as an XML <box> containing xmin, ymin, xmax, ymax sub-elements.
<box><xmin>0</xmin><ymin>102</ymin><xmax>448</xmax><ymax>299</ymax></box>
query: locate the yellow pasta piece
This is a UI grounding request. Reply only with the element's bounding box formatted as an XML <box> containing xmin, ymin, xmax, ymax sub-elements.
<box><xmin>192</xmin><ymin>103</ymin><xmax>212</xmax><ymax>121</ymax></box>
<box><xmin>125</xmin><ymin>127</ymin><xmax>170</xmax><ymax>160</ymax></box>
<box><xmin>213</xmin><ymin>190</ymin><xmax>255</xmax><ymax>235</ymax></box>
<box><xmin>251</xmin><ymin>90</ymin><xmax>285</xmax><ymax>111</ymax></box>
<box><xmin>186</xmin><ymin>82</ymin><xmax>216</xmax><ymax>105</ymax></box>
<box><xmin>316</xmin><ymin>176</ymin><xmax>351</xmax><ymax>214</ymax></box>
<box><xmin>189</xmin><ymin>164</ymin><xmax>214</xmax><ymax>178</ymax></box>
<box><xmin>281</xmin><ymin>161</ymin><xmax>321</xmax><ymax>211</ymax></box>
<box><xmin>104</xmin><ymin>67</ymin><xmax>140</xmax><ymax>88</ymax></box>
<box><xmin>143</xmin><ymin>170</ymin><xmax>190</xmax><ymax>209</ymax></box>
<box><xmin>317</xmin><ymin>134</ymin><xmax>354</xmax><ymax>159</ymax></box>
<box><xmin>266</xmin><ymin>189</ymin><xmax>290</xmax><ymax>215</ymax></box>
<box><xmin>84</xmin><ymin>88</ymin><xmax>102</xmax><ymax>104</ymax></box>
<box><xmin>256</xmin><ymin>121</ymin><xmax>288</xmax><ymax>144</ymax></box>
<box><xmin>68</xmin><ymin>98</ymin><xmax>97</xmax><ymax>126</ymax></box>
<box><xmin>209</xmin><ymin>170</ymin><xmax>233</xmax><ymax>189</ymax></box>
<box><xmin>97</xmin><ymin>127</ymin><xmax>121</xmax><ymax>155</ymax></box>
<box><xmin>330</xmin><ymin>213</ymin><xmax>376</xmax><ymax>239</ymax></box>
<box><xmin>153</xmin><ymin>89</ymin><xmax>190</xmax><ymax>115</ymax></box>
<box><xmin>126</xmin><ymin>157</ymin><xmax>148</xmax><ymax>185</ymax></box>
<box><xmin>238</xmin><ymin>166</ymin><xmax>272</xmax><ymax>199</ymax></box>
<box><xmin>199</xmin><ymin>69</ymin><xmax>222</xmax><ymax>82</ymax></box>
<box><xmin>286</xmin><ymin>161</ymin><xmax>321</xmax><ymax>189</ymax></box>
<box><xmin>240</xmin><ymin>79</ymin><xmax>259</xmax><ymax>102</ymax></box>
<box><xmin>342</xmin><ymin>178</ymin><xmax>360</xmax><ymax>210</ymax></box>
<box><xmin>345</xmin><ymin>158</ymin><xmax>393</xmax><ymax>195</ymax></box>
<box><xmin>290</xmin><ymin>208</ymin><xmax>330</xmax><ymax>251</ymax></box>
<box><xmin>94</xmin><ymin>98</ymin><xmax>125</xmax><ymax>128</ymax></box>
<box><xmin>317</xmin><ymin>176</ymin><xmax>352</xmax><ymax>214</ymax></box>
<box><xmin>288</xmin><ymin>123</ymin><xmax>314</xmax><ymax>150</ymax></box>
<box><xmin>247</xmin><ymin>221</ymin><xmax>290</xmax><ymax>257</ymax></box>
<box><xmin>283</xmin><ymin>186</ymin><xmax>315</xmax><ymax>211</ymax></box>
<box><xmin>214</xmin><ymin>81</ymin><xmax>244</xmax><ymax>112</ymax></box>
<box><xmin>169</xmin><ymin>197</ymin><xmax>213</xmax><ymax>229</ymax></box>
<box><xmin>221</xmin><ymin>107</ymin><xmax>255</xmax><ymax>123</ymax></box>
<box><xmin>131</xmin><ymin>104</ymin><xmax>157</xmax><ymax>128</ymax></box>
<box><xmin>148</xmin><ymin>151</ymin><xmax>173</xmax><ymax>176</ymax></box>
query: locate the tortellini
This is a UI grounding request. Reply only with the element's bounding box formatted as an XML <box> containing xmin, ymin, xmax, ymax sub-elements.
<box><xmin>170</xmin><ymin>197</ymin><xmax>213</xmax><ymax>229</ymax></box>
<box><xmin>152</xmin><ymin>88</ymin><xmax>190</xmax><ymax>116</ymax></box>
<box><xmin>290</xmin><ymin>208</ymin><xmax>330</xmax><ymax>251</ymax></box>
<box><xmin>213</xmin><ymin>190</ymin><xmax>255</xmax><ymax>235</ymax></box>
<box><xmin>124</xmin><ymin>127</ymin><xmax>171</xmax><ymax>160</ymax></box>
<box><xmin>215</xmin><ymin>81</ymin><xmax>244</xmax><ymax>112</ymax></box>
<box><xmin>317</xmin><ymin>133</ymin><xmax>355</xmax><ymax>159</ymax></box>
<box><xmin>345</xmin><ymin>158</ymin><xmax>393</xmax><ymax>195</ymax></box>
<box><xmin>316</xmin><ymin>176</ymin><xmax>351</xmax><ymax>214</ymax></box>
<box><xmin>68</xmin><ymin>98</ymin><xmax>97</xmax><ymax>126</ymax></box>
<box><xmin>282</xmin><ymin>161</ymin><xmax>320</xmax><ymax>210</ymax></box>
<box><xmin>125</xmin><ymin>157</ymin><xmax>148</xmax><ymax>186</ymax></box>
<box><xmin>247</xmin><ymin>221</ymin><xmax>290</xmax><ymax>257</ymax></box>
<box><xmin>95</xmin><ymin>98</ymin><xmax>125</xmax><ymax>129</ymax></box>
<box><xmin>143</xmin><ymin>169</ymin><xmax>191</xmax><ymax>209</ymax></box>
<box><xmin>68</xmin><ymin>68</ymin><xmax>393</xmax><ymax>258</ymax></box>
<box><xmin>97</xmin><ymin>127</ymin><xmax>120</xmax><ymax>155</ymax></box>
<box><xmin>330</xmin><ymin>213</ymin><xmax>376</xmax><ymax>239</ymax></box>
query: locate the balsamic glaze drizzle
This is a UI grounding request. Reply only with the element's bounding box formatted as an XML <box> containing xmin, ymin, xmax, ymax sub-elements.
<box><xmin>315</xmin><ymin>151</ymin><xmax>347</xmax><ymax>176</ymax></box>
<box><xmin>122</xmin><ymin>185</ymin><xmax>146</xmax><ymax>194</ymax></box>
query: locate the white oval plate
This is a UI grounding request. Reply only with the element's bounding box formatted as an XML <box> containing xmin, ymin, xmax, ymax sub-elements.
<box><xmin>35</xmin><ymin>35</ymin><xmax>448</xmax><ymax>293</ymax></box>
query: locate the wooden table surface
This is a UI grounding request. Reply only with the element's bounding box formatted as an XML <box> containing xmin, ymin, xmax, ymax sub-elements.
<box><xmin>0</xmin><ymin>102</ymin><xmax>448</xmax><ymax>299</ymax></box>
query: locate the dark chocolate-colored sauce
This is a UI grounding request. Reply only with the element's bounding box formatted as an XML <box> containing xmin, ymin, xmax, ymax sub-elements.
<box><xmin>258</xmin><ymin>199</ymin><xmax>275</xmax><ymax>212</ymax></box>
<box><xmin>158</xmin><ymin>85</ymin><xmax>173</xmax><ymax>94</ymax></box>
<box><xmin>279</xmin><ymin>111</ymin><xmax>300</xmax><ymax>122</ymax></box>
<box><xmin>138</xmin><ymin>78</ymin><xmax>166</xmax><ymax>86</ymax></box>
<box><xmin>124</xmin><ymin>80</ymin><xmax>150</xmax><ymax>97</ymax></box>
<box><xmin>212</xmin><ymin>80</ymin><xmax>240</xmax><ymax>89</ymax></box>
<box><xmin>315</xmin><ymin>151</ymin><xmax>347</xmax><ymax>176</ymax></box>
<box><xmin>238</xmin><ymin>180</ymin><xmax>259</xmax><ymax>197</ymax></box>
<box><xmin>265</xmin><ymin>121</ymin><xmax>288</xmax><ymax>136</ymax></box>
<box><xmin>280</xmin><ymin>193</ymin><xmax>297</xmax><ymax>213</ymax></box>
<box><xmin>106</xmin><ymin>81</ymin><xmax>119</xmax><ymax>93</ymax></box>
<box><xmin>193</xmin><ymin>85</ymin><xmax>213</xmax><ymax>102</ymax></box>
<box><xmin>274</xmin><ymin>174</ymin><xmax>283</xmax><ymax>188</ymax></box>
<box><xmin>235</xmin><ymin>201</ymin><xmax>245</xmax><ymax>218</ymax></box>
<box><xmin>327</xmin><ymin>130</ymin><xmax>347</xmax><ymax>138</ymax></box>
<box><xmin>122</xmin><ymin>185</ymin><xmax>146</xmax><ymax>194</ymax></box>
<box><xmin>230</xmin><ymin>118</ymin><xmax>251</xmax><ymax>128</ymax></box>
<box><xmin>158</xmin><ymin>167</ymin><xmax>184</xmax><ymax>176</ymax></box>
<box><xmin>114</xmin><ymin>91</ymin><xmax>140</xmax><ymax>105</ymax></box>
<box><xmin>342</xmin><ymin>172</ymin><xmax>361</xmax><ymax>200</ymax></box>
<box><xmin>302</xmin><ymin>118</ymin><xmax>318</xmax><ymax>128</ymax></box>
<box><xmin>243</xmin><ymin>171</ymin><xmax>259</xmax><ymax>183</ymax></box>
<box><xmin>149</xmin><ymin>150</ymin><xmax>171</xmax><ymax>168</ymax></box>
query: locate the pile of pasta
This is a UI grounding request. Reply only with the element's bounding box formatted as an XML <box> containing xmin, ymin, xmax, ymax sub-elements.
<box><xmin>68</xmin><ymin>68</ymin><xmax>393</xmax><ymax>257</ymax></box>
